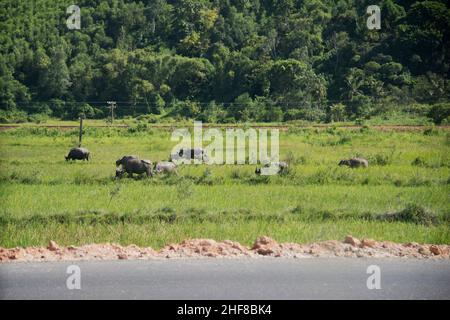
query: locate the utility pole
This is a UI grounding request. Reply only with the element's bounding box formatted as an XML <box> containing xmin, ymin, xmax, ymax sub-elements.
<box><xmin>78</xmin><ymin>114</ymin><xmax>84</xmax><ymax>147</ymax></box>
<box><xmin>107</xmin><ymin>101</ymin><xmax>116</xmax><ymax>125</ymax></box>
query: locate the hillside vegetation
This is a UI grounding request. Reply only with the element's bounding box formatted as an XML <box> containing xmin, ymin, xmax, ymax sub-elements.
<box><xmin>0</xmin><ymin>0</ymin><xmax>449</xmax><ymax>123</ymax></box>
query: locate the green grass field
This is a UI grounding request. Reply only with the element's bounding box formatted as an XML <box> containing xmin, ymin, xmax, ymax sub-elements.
<box><xmin>0</xmin><ymin>124</ymin><xmax>449</xmax><ymax>248</ymax></box>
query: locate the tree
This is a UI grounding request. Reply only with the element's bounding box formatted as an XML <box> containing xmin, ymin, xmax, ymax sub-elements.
<box><xmin>267</xmin><ymin>59</ymin><xmax>327</xmax><ymax>110</ymax></box>
<box><xmin>230</xmin><ymin>93</ymin><xmax>257</xmax><ymax>121</ymax></box>
<box><xmin>395</xmin><ymin>1</ymin><xmax>450</xmax><ymax>75</ymax></box>
<box><xmin>69</xmin><ymin>53</ymin><xmax>95</xmax><ymax>101</ymax></box>
<box><xmin>40</xmin><ymin>44</ymin><xmax>71</xmax><ymax>99</ymax></box>
<box><xmin>170</xmin><ymin>57</ymin><xmax>214</xmax><ymax>100</ymax></box>
<box><xmin>0</xmin><ymin>58</ymin><xmax>30</xmax><ymax>110</ymax></box>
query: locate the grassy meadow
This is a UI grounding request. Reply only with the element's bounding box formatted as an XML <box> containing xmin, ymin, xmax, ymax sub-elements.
<box><xmin>0</xmin><ymin>124</ymin><xmax>449</xmax><ymax>248</ymax></box>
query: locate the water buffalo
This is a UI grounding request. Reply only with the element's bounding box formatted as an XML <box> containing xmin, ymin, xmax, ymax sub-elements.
<box><xmin>115</xmin><ymin>155</ymin><xmax>138</xmax><ymax>167</ymax></box>
<box><xmin>338</xmin><ymin>158</ymin><xmax>369</xmax><ymax>168</ymax></box>
<box><xmin>115</xmin><ymin>168</ymin><xmax>125</xmax><ymax>178</ymax></box>
<box><xmin>116</xmin><ymin>156</ymin><xmax>152</xmax><ymax>177</ymax></box>
<box><xmin>171</xmin><ymin>147</ymin><xmax>208</xmax><ymax>163</ymax></box>
<box><xmin>154</xmin><ymin>161</ymin><xmax>177</xmax><ymax>175</ymax></box>
<box><xmin>65</xmin><ymin>147</ymin><xmax>90</xmax><ymax>161</ymax></box>
<box><xmin>255</xmin><ymin>161</ymin><xmax>289</xmax><ymax>175</ymax></box>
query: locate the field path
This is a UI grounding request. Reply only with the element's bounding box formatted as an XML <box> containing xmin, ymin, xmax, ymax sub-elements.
<box><xmin>1</xmin><ymin>124</ymin><xmax>449</xmax><ymax>131</ymax></box>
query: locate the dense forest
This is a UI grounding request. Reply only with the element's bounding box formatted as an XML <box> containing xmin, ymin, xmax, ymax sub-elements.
<box><xmin>0</xmin><ymin>0</ymin><xmax>449</xmax><ymax>123</ymax></box>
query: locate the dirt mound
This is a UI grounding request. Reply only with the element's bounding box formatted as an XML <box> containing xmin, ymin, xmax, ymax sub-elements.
<box><xmin>160</xmin><ymin>239</ymin><xmax>253</xmax><ymax>258</ymax></box>
<box><xmin>0</xmin><ymin>243</ymin><xmax>158</xmax><ymax>262</ymax></box>
<box><xmin>1</xmin><ymin>235</ymin><xmax>449</xmax><ymax>262</ymax></box>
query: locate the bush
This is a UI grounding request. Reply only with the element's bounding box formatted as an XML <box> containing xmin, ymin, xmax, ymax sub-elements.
<box><xmin>423</xmin><ymin>127</ymin><xmax>438</xmax><ymax>136</ymax></box>
<box><xmin>176</xmin><ymin>179</ymin><xmax>195</xmax><ymax>199</ymax></box>
<box><xmin>0</xmin><ymin>109</ymin><xmax>28</xmax><ymax>123</ymax></box>
<box><xmin>127</xmin><ymin>122</ymin><xmax>152</xmax><ymax>134</ymax></box>
<box><xmin>284</xmin><ymin>108</ymin><xmax>326</xmax><ymax>122</ymax></box>
<box><xmin>178</xmin><ymin>101</ymin><xmax>201</xmax><ymax>118</ymax></box>
<box><xmin>377</xmin><ymin>204</ymin><xmax>438</xmax><ymax>225</ymax></box>
<box><xmin>27</xmin><ymin>113</ymin><xmax>49</xmax><ymax>124</ymax></box>
<box><xmin>230</xmin><ymin>170</ymin><xmax>241</xmax><ymax>179</ymax></box>
<box><xmin>407</xmin><ymin>104</ymin><xmax>431</xmax><ymax>116</ymax></box>
<box><xmin>264</xmin><ymin>106</ymin><xmax>283</xmax><ymax>122</ymax></box>
<box><xmin>411</xmin><ymin>156</ymin><xmax>427</xmax><ymax>167</ymax></box>
<box><xmin>62</xmin><ymin>103</ymin><xmax>103</xmax><ymax>120</ymax></box>
<box><xmin>284</xmin><ymin>109</ymin><xmax>302</xmax><ymax>121</ymax></box>
<box><xmin>327</xmin><ymin>103</ymin><xmax>347</xmax><ymax>122</ymax></box>
<box><xmin>285</xmin><ymin>151</ymin><xmax>296</xmax><ymax>165</ymax></box>
<box><xmin>427</xmin><ymin>103</ymin><xmax>450</xmax><ymax>124</ymax></box>
<box><xmin>136</xmin><ymin>114</ymin><xmax>158</xmax><ymax>123</ymax></box>
<box><xmin>369</xmin><ymin>152</ymin><xmax>393</xmax><ymax>166</ymax></box>
<box><xmin>197</xmin><ymin>168</ymin><xmax>216</xmax><ymax>185</ymax></box>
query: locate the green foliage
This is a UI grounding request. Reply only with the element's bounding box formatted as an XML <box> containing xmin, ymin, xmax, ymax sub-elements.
<box><xmin>412</xmin><ymin>156</ymin><xmax>427</xmax><ymax>167</ymax></box>
<box><xmin>377</xmin><ymin>204</ymin><xmax>438</xmax><ymax>226</ymax></box>
<box><xmin>0</xmin><ymin>109</ymin><xmax>28</xmax><ymax>123</ymax></box>
<box><xmin>368</xmin><ymin>152</ymin><xmax>394</xmax><ymax>166</ymax></box>
<box><xmin>428</xmin><ymin>103</ymin><xmax>450</xmax><ymax>124</ymax></box>
<box><xmin>328</xmin><ymin>104</ymin><xmax>347</xmax><ymax>122</ymax></box>
<box><xmin>0</xmin><ymin>0</ymin><xmax>448</xmax><ymax>123</ymax></box>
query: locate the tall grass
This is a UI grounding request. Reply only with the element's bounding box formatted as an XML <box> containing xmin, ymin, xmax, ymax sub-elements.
<box><xmin>0</xmin><ymin>126</ymin><xmax>449</xmax><ymax>247</ymax></box>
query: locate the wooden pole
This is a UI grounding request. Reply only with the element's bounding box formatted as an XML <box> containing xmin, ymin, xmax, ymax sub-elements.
<box><xmin>78</xmin><ymin>116</ymin><xmax>83</xmax><ymax>147</ymax></box>
<box><xmin>111</xmin><ymin>102</ymin><xmax>115</xmax><ymax>124</ymax></box>
<box><xmin>107</xmin><ymin>101</ymin><xmax>116</xmax><ymax>125</ymax></box>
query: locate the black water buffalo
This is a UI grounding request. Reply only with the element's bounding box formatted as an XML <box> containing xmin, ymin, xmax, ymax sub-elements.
<box><xmin>116</xmin><ymin>156</ymin><xmax>152</xmax><ymax>177</ymax></box>
<box><xmin>338</xmin><ymin>158</ymin><xmax>369</xmax><ymax>168</ymax></box>
<box><xmin>65</xmin><ymin>147</ymin><xmax>90</xmax><ymax>161</ymax></box>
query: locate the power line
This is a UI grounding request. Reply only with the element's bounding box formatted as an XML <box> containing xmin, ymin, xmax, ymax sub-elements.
<box><xmin>3</xmin><ymin>98</ymin><xmax>389</xmax><ymax>107</ymax></box>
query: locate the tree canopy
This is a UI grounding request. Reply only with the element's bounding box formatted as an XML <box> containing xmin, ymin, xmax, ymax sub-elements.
<box><xmin>0</xmin><ymin>0</ymin><xmax>449</xmax><ymax>122</ymax></box>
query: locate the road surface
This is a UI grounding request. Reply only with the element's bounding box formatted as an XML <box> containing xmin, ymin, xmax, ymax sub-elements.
<box><xmin>1</xmin><ymin>258</ymin><xmax>449</xmax><ymax>299</ymax></box>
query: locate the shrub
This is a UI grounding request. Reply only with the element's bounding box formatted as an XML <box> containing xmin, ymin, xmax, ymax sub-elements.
<box><xmin>377</xmin><ymin>204</ymin><xmax>438</xmax><ymax>225</ymax></box>
<box><xmin>308</xmin><ymin>169</ymin><xmax>332</xmax><ymax>184</ymax></box>
<box><xmin>127</xmin><ymin>123</ymin><xmax>152</xmax><ymax>133</ymax></box>
<box><xmin>27</xmin><ymin>113</ymin><xmax>49</xmax><ymax>124</ymax></box>
<box><xmin>411</xmin><ymin>156</ymin><xmax>427</xmax><ymax>167</ymax></box>
<box><xmin>230</xmin><ymin>170</ymin><xmax>241</xmax><ymax>179</ymax></box>
<box><xmin>136</xmin><ymin>114</ymin><xmax>158</xmax><ymax>123</ymax></box>
<box><xmin>176</xmin><ymin>179</ymin><xmax>194</xmax><ymax>199</ymax></box>
<box><xmin>197</xmin><ymin>168</ymin><xmax>216</xmax><ymax>185</ymax></box>
<box><xmin>284</xmin><ymin>108</ymin><xmax>326</xmax><ymax>122</ymax></box>
<box><xmin>291</xmin><ymin>205</ymin><xmax>304</xmax><ymax>215</ymax></box>
<box><xmin>354</xmin><ymin>118</ymin><xmax>364</xmax><ymax>125</ymax></box>
<box><xmin>369</xmin><ymin>152</ymin><xmax>393</xmax><ymax>166</ymax></box>
<box><xmin>327</xmin><ymin>103</ymin><xmax>347</xmax><ymax>122</ymax></box>
<box><xmin>285</xmin><ymin>151</ymin><xmax>296</xmax><ymax>165</ymax></box>
<box><xmin>9</xmin><ymin>171</ymin><xmax>42</xmax><ymax>184</ymax></box>
<box><xmin>407</xmin><ymin>104</ymin><xmax>431</xmax><ymax>116</ymax></box>
<box><xmin>0</xmin><ymin>109</ymin><xmax>28</xmax><ymax>123</ymax></box>
<box><xmin>264</xmin><ymin>106</ymin><xmax>283</xmax><ymax>122</ymax></box>
<box><xmin>74</xmin><ymin>172</ymin><xmax>94</xmax><ymax>185</ymax></box>
<box><xmin>423</xmin><ymin>127</ymin><xmax>438</xmax><ymax>136</ymax></box>
<box><xmin>427</xmin><ymin>103</ymin><xmax>450</xmax><ymax>124</ymax></box>
<box><xmin>246</xmin><ymin>175</ymin><xmax>270</xmax><ymax>185</ymax></box>
<box><xmin>338</xmin><ymin>136</ymin><xmax>351</xmax><ymax>145</ymax></box>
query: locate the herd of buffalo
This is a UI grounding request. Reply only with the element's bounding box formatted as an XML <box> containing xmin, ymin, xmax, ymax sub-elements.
<box><xmin>65</xmin><ymin>146</ymin><xmax>369</xmax><ymax>178</ymax></box>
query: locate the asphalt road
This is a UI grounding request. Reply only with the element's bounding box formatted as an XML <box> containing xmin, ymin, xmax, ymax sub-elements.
<box><xmin>1</xmin><ymin>258</ymin><xmax>449</xmax><ymax>300</ymax></box>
